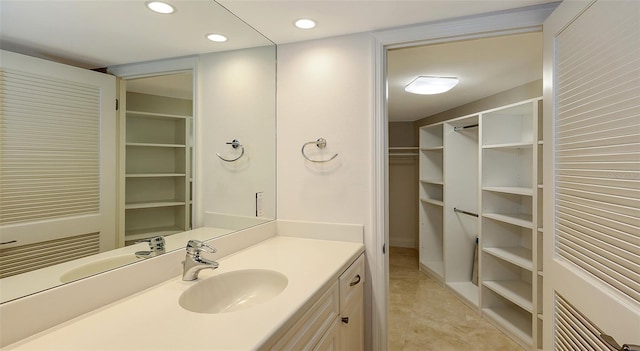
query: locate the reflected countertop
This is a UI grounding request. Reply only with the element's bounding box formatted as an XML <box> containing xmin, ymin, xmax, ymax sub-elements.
<box><xmin>0</xmin><ymin>227</ymin><xmax>234</xmax><ymax>304</ymax></box>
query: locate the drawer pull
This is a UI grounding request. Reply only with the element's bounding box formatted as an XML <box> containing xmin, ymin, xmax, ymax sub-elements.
<box><xmin>349</xmin><ymin>274</ymin><xmax>361</xmax><ymax>287</ymax></box>
<box><xmin>341</xmin><ymin>317</ymin><xmax>349</xmax><ymax>324</ymax></box>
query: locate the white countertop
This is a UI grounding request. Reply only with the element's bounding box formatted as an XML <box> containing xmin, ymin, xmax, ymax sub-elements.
<box><xmin>6</xmin><ymin>236</ymin><xmax>364</xmax><ymax>350</ymax></box>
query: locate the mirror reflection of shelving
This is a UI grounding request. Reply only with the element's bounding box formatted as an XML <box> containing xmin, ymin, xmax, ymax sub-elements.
<box><xmin>122</xmin><ymin>73</ymin><xmax>194</xmax><ymax>246</ymax></box>
<box><xmin>418</xmin><ymin>124</ymin><xmax>444</xmax><ymax>280</ymax></box>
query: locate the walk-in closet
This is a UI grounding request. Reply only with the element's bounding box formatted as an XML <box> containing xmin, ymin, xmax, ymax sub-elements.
<box><xmin>387</xmin><ymin>31</ymin><xmax>544</xmax><ymax>350</ymax></box>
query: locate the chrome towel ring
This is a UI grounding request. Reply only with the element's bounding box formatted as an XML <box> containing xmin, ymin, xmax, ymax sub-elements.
<box><xmin>216</xmin><ymin>139</ymin><xmax>245</xmax><ymax>162</ymax></box>
<box><xmin>301</xmin><ymin>138</ymin><xmax>338</xmax><ymax>163</ymax></box>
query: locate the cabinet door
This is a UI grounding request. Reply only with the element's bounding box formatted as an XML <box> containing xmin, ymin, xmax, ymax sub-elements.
<box><xmin>340</xmin><ymin>290</ymin><xmax>364</xmax><ymax>351</ymax></box>
<box><xmin>314</xmin><ymin>319</ymin><xmax>340</xmax><ymax>351</ymax></box>
<box><xmin>338</xmin><ymin>254</ymin><xmax>365</xmax><ymax>351</ymax></box>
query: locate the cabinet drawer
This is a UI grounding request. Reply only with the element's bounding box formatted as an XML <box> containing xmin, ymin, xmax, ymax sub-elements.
<box><xmin>339</xmin><ymin>254</ymin><xmax>365</xmax><ymax>306</ymax></box>
<box><xmin>268</xmin><ymin>282</ymin><xmax>339</xmax><ymax>351</ymax></box>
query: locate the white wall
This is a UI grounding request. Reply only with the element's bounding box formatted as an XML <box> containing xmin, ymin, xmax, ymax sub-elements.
<box><xmin>276</xmin><ymin>33</ymin><xmax>374</xmax><ymax>348</ymax></box>
<box><xmin>197</xmin><ymin>46</ymin><xmax>277</xmax><ymax>227</ymax></box>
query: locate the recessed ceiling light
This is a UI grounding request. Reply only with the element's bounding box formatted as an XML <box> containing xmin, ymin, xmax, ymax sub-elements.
<box><xmin>146</xmin><ymin>1</ymin><xmax>175</xmax><ymax>14</ymax></box>
<box><xmin>206</xmin><ymin>33</ymin><xmax>228</xmax><ymax>43</ymax></box>
<box><xmin>294</xmin><ymin>18</ymin><xmax>317</xmax><ymax>29</ymax></box>
<box><xmin>405</xmin><ymin>76</ymin><xmax>459</xmax><ymax>95</ymax></box>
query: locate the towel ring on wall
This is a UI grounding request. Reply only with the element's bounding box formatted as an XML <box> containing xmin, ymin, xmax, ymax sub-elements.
<box><xmin>301</xmin><ymin>138</ymin><xmax>339</xmax><ymax>163</ymax></box>
<box><xmin>216</xmin><ymin>139</ymin><xmax>245</xmax><ymax>162</ymax></box>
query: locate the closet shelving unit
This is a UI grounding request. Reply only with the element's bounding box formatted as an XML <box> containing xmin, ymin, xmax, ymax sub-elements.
<box><xmin>534</xmin><ymin>99</ymin><xmax>543</xmax><ymax>350</ymax></box>
<box><xmin>418</xmin><ymin>124</ymin><xmax>444</xmax><ymax>280</ymax></box>
<box><xmin>418</xmin><ymin>98</ymin><xmax>543</xmax><ymax>350</ymax></box>
<box><xmin>122</xmin><ymin>94</ymin><xmax>193</xmax><ymax>246</ymax></box>
<box><xmin>480</xmin><ymin>99</ymin><xmax>540</xmax><ymax>349</ymax></box>
<box><xmin>444</xmin><ymin>115</ymin><xmax>480</xmax><ymax>307</ymax></box>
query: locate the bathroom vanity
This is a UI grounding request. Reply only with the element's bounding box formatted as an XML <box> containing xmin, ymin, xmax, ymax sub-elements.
<box><xmin>3</xmin><ymin>222</ymin><xmax>365</xmax><ymax>350</ymax></box>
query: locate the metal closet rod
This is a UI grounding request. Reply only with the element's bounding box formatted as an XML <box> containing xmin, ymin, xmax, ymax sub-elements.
<box><xmin>454</xmin><ymin>124</ymin><xmax>479</xmax><ymax>131</ymax></box>
<box><xmin>454</xmin><ymin>207</ymin><xmax>479</xmax><ymax>217</ymax></box>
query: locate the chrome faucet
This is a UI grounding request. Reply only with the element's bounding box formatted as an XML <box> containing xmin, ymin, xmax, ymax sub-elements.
<box><xmin>182</xmin><ymin>240</ymin><xmax>219</xmax><ymax>281</ymax></box>
<box><xmin>135</xmin><ymin>236</ymin><xmax>165</xmax><ymax>259</ymax></box>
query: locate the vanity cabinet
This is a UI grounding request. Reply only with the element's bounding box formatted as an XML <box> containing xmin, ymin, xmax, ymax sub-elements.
<box><xmin>265</xmin><ymin>254</ymin><xmax>365</xmax><ymax>351</ymax></box>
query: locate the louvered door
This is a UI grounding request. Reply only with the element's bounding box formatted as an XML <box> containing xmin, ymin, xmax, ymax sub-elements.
<box><xmin>543</xmin><ymin>1</ymin><xmax>640</xmax><ymax>349</ymax></box>
<box><xmin>0</xmin><ymin>50</ymin><xmax>116</xmax><ymax>276</ymax></box>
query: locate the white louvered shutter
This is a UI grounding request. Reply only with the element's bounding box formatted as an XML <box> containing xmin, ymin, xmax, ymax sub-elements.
<box><xmin>543</xmin><ymin>1</ymin><xmax>640</xmax><ymax>349</ymax></box>
<box><xmin>0</xmin><ymin>50</ymin><xmax>116</xmax><ymax>276</ymax></box>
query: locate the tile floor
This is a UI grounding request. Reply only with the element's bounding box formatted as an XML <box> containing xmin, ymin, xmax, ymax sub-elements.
<box><xmin>388</xmin><ymin>247</ymin><xmax>525</xmax><ymax>351</ymax></box>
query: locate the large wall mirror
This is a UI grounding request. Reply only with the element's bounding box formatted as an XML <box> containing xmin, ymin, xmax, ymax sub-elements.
<box><xmin>0</xmin><ymin>0</ymin><xmax>276</xmax><ymax>304</ymax></box>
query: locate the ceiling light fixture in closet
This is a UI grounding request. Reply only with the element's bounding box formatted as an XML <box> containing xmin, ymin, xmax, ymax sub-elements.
<box><xmin>405</xmin><ymin>76</ymin><xmax>459</xmax><ymax>95</ymax></box>
<box><xmin>294</xmin><ymin>18</ymin><xmax>317</xmax><ymax>29</ymax></box>
<box><xmin>145</xmin><ymin>1</ymin><xmax>175</xmax><ymax>14</ymax></box>
<box><xmin>206</xmin><ymin>33</ymin><xmax>228</xmax><ymax>42</ymax></box>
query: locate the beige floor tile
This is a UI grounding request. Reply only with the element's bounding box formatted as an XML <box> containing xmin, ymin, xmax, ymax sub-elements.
<box><xmin>388</xmin><ymin>247</ymin><xmax>525</xmax><ymax>351</ymax></box>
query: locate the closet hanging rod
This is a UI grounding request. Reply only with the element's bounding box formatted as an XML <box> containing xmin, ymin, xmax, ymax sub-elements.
<box><xmin>454</xmin><ymin>207</ymin><xmax>479</xmax><ymax>217</ymax></box>
<box><xmin>454</xmin><ymin>124</ymin><xmax>479</xmax><ymax>132</ymax></box>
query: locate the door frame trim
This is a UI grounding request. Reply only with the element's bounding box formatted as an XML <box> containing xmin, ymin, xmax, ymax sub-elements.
<box><xmin>370</xmin><ymin>3</ymin><xmax>558</xmax><ymax>349</ymax></box>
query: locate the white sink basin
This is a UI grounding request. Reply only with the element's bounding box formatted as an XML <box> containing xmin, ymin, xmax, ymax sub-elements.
<box><xmin>179</xmin><ymin>269</ymin><xmax>288</xmax><ymax>314</ymax></box>
<box><xmin>60</xmin><ymin>255</ymin><xmax>142</xmax><ymax>283</ymax></box>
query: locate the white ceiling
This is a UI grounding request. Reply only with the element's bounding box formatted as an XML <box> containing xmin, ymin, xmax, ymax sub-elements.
<box><xmin>388</xmin><ymin>32</ymin><xmax>543</xmax><ymax>122</ymax></box>
<box><xmin>1</xmin><ymin>0</ymin><xmax>552</xmax><ymax>118</ymax></box>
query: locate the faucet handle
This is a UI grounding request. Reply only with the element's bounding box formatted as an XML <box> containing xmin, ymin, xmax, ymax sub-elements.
<box><xmin>147</xmin><ymin>236</ymin><xmax>165</xmax><ymax>253</ymax></box>
<box><xmin>186</xmin><ymin>240</ymin><xmax>216</xmax><ymax>255</ymax></box>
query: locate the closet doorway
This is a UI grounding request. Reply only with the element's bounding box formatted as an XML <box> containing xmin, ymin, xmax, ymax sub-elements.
<box><xmin>386</xmin><ymin>32</ymin><xmax>542</xmax><ymax>350</ymax></box>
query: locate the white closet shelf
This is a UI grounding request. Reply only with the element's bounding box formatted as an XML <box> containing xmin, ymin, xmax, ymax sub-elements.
<box><xmin>126</xmin><ymin>173</ymin><xmax>186</xmax><ymax>178</ymax></box>
<box><xmin>482</xmin><ymin>307</ymin><xmax>533</xmax><ymax>346</ymax></box>
<box><xmin>126</xmin><ymin>142</ymin><xmax>186</xmax><ymax>148</ymax></box>
<box><xmin>483</xmin><ymin>212</ymin><xmax>533</xmax><ymax>229</ymax></box>
<box><xmin>483</xmin><ymin>247</ymin><xmax>533</xmax><ymax>271</ymax></box>
<box><xmin>125</xmin><ymin>201</ymin><xmax>186</xmax><ymax>210</ymax></box>
<box><xmin>482</xmin><ymin>186</ymin><xmax>533</xmax><ymax>196</ymax></box>
<box><xmin>420</xmin><ymin>198</ymin><xmax>444</xmax><ymax>206</ymax></box>
<box><xmin>125</xmin><ymin>226</ymin><xmax>184</xmax><ymax>241</ymax></box>
<box><xmin>483</xmin><ymin>280</ymin><xmax>533</xmax><ymax>313</ymax></box>
<box><xmin>447</xmin><ymin>282</ymin><xmax>479</xmax><ymax>307</ymax></box>
<box><xmin>419</xmin><ymin>179</ymin><xmax>444</xmax><ymax>185</ymax></box>
<box><xmin>482</xmin><ymin>141</ymin><xmax>534</xmax><ymax>149</ymax></box>
<box><xmin>126</xmin><ymin>110</ymin><xmax>192</xmax><ymax>119</ymax></box>
<box><xmin>537</xmin><ymin>313</ymin><xmax>544</xmax><ymax>321</ymax></box>
<box><xmin>420</xmin><ymin>146</ymin><xmax>444</xmax><ymax>151</ymax></box>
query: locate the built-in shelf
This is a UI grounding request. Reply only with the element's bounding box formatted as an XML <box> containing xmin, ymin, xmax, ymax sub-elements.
<box><xmin>420</xmin><ymin>179</ymin><xmax>444</xmax><ymax>185</ymax></box>
<box><xmin>483</xmin><ymin>307</ymin><xmax>533</xmax><ymax>346</ymax></box>
<box><xmin>447</xmin><ymin>282</ymin><xmax>480</xmax><ymax>306</ymax></box>
<box><xmin>483</xmin><ymin>280</ymin><xmax>533</xmax><ymax>312</ymax></box>
<box><xmin>483</xmin><ymin>247</ymin><xmax>533</xmax><ymax>271</ymax></box>
<box><xmin>420</xmin><ymin>146</ymin><xmax>444</xmax><ymax>152</ymax></box>
<box><xmin>124</xmin><ymin>226</ymin><xmax>184</xmax><ymax>242</ymax></box>
<box><xmin>125</xmin><ymin>201</ymin><xmax>186</xmax><ymax>210</ymax></box>
<box><xmin>126</xmin><ymin>142</ymin><xmax>186</xmax><ymax>148</ymax></box>
<box><xmin>420</xmin><ymin>198</ymin><xmax>444</xmax><ymax>206</ymax></box>
<box><xmin>537</xmin><ymin>313</ymin><xmax>544</xmax><ymax>320</ymax></box>
<box><xmin>126</xmin><ymin>173</ymin><xmax>186</xmax><ymax>178</ymax></box>
<box><xmin>483</xmin><ymin>142</ymin><xmax>534</xmax><ymax>149</ymax></box>
<box><xmin>121</xmin><ymin>91</ymin><xmax>193</xmax><ymax>247</ymax></box>
<box><xmin>126</xmin><ymin>110</ymin><xmax>191</xmax><ymax>119</ymax></box>
<box><xmin>483</xmin><ymin>213</ymin><xmax>533</xmax><ymax>229</ymax></box>
<box><xmin>483</xmin><ymin>186</ymin><xmax>533</xmax><ymax>196</ymax></box>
